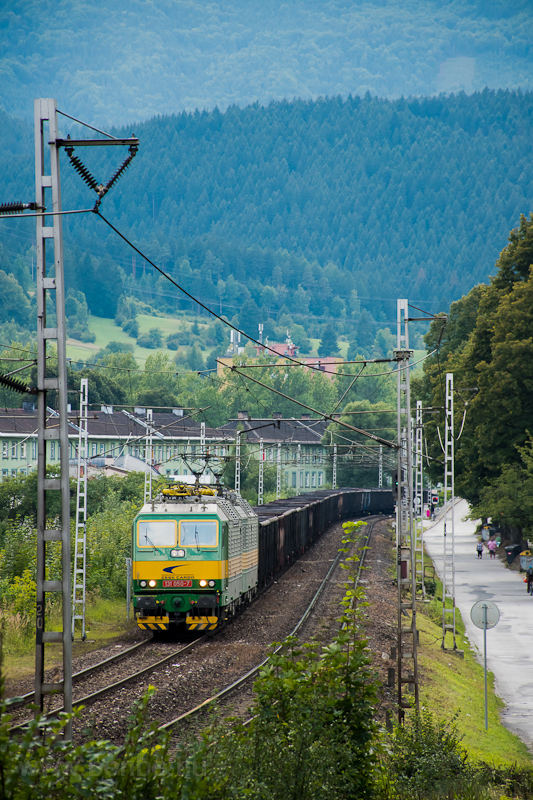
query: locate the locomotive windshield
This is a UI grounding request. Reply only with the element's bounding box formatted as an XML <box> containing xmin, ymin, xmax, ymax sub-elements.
<box><xmin>179</xmin><ymin>520</ymin><xmax>217</xmax><ymax>548</ymax></box>
<box><xmin>138</xmin><ymin>519</ymin><xmax>177</xmax><ymax>548</ymax></box>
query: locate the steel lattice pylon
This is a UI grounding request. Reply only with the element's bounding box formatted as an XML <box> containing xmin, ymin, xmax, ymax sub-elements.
<box><xmin>234</xmin><ymin>431</ymin><xmax>241</xmax><ymax>495</ymax></box>
<box><xmin>144</xmin><ymin>409</ymin><xmax>153</xmax><ymax>504</ymax></box>
<box><xmin>276</xmin><ymin>442</ymin><xmax>281</xmax><ymax>499</ymax></box>
<box><xmin>34</xmin><ymin>98</ymin><xmax>72</xmax><ymax>737</ymax></box>
<box><xmin>414</xmin><ymin>400</ymin><xmax>425</xmax><ymax>599</ymax></box>
<box><xmin>258</xmin><ymin>438</ymin><xmax>264</xmax><ymax>504</ymax></box>
<box><xmin>395</xmin><ymin>299</ymin><xmax>419</xmax><ymax>721</ymax></box>
<box><xmin>441</xmin><ymin>373</ymin><xmax>457</xmax><ymax>649</ymax></box>
<box><xmin>72</xmin><ymin>378</ymin><xmax>89</xmax><ymax>640</ymax></box>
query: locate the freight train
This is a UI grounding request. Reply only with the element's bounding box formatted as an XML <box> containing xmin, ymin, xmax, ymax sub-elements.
<box><xmin>132</xmin><ymin>484</ymin><xmax>393</xmax><ymax>632</ymax></box>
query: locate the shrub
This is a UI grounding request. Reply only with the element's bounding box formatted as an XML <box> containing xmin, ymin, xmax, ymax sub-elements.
<box><xmin>378</xmin><ymin>709</ymin><xmax>473</xmax><ymax>799</ymax></box>
<box><xmin>123</xmin><ymin>318</ymin><xmax>139</xmax><ymax>337</ymax></box>
<box><xmin>137</xmin><ymin>328</ymin><xmax>163</xmax><ymax>349</ymax></box>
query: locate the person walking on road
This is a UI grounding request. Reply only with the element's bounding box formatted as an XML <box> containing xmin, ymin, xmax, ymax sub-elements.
<box><xmin>488</xmin><ymin>538</ymin><xmax>497</xmax><ymax>559</ymax></box>
<box><xmin>527</xmin><ymin>565</ymin><xmax>533</xmax><ymax>595</ymax></box>
<box><xmin>476</xmin><ymin>540</ymin><xmax>483</xmax><ymax>559</ymax></box>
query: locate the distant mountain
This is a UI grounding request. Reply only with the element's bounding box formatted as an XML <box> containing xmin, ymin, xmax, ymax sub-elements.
<box><xmin>0</xmin><ymin>0</ymin><xmax>532</xmax><ymax>126</ymax></box>
<box><xmin>0</xmin><ymin>90</ymin><xmax>531</xmax><ymax>358</ymax></box>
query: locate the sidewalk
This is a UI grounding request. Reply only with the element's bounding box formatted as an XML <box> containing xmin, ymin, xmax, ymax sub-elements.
<box><xmin>424</xmin><ymin>499</ymin><xmax>533</xmax><ymax>751</ymax></box>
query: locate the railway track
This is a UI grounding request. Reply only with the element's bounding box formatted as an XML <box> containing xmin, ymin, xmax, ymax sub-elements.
<box><xmin>158</xmin><ymin>516</ymin><xmax>377</xmax><ymax>734</ymax></box>
<box><xmin>8</xmin><ymin>635</ymin><xmax>209</xmax><ymax>732</ymax></box>
<box><xmin>9</xmin><ymin>515</ymin><xmax>383</xmax><ymax>739</ymax></box>
<box><xmin>7</xmin><ymin>637</ymin><xmax>153</xmax><ymax>710</ymax></box>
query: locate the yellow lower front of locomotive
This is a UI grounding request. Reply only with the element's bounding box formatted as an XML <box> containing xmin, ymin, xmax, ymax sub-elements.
<box><xmin>133</xmin><ymin>558</ymin><xmax>227</xmax><ymax>632</ymax></box>
<box><xmin>133</xmin><ymin>552</ymin><xmax>259</xmax><ymax>631</ymax></box>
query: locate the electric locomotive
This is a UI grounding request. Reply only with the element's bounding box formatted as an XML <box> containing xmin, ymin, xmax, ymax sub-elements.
<box><xmin>132</xmin><ymin>483</ymin><xmax>258</xmax><ymax>632</ymax></box>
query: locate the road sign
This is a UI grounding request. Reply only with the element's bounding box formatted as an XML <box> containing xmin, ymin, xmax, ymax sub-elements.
<box><xmin>470</xmin><ymin>600</ymin><xmax>500</xmax><ymax>731</ymax></box>
<box><xmin>470</xmin><ymin>600</ymin><xmax>500</xmax><ymax>629</ymax></box>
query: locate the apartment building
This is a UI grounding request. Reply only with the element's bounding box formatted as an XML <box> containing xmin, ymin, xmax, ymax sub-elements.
<box><xmin>219</xmin><ymin>412</ymin><xmax>330</xmax><ymax>491</ymax></box>
<box><xmin>0</xmin><ymin>406</ymin><xmax>224</xmax><ymax>481</ymax></box>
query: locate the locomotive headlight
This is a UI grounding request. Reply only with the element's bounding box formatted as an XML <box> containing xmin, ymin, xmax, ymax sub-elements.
<box><xmin>199</xmin><ymin>579</ymin><xmax>208</xmax><ymax>587</ymax></box>
<box><xmin>148</xmin><ymin>579</ymin><xmax>157</xmax><ymax>588</ymax></box>
<box><xmin>170</xmin><ymin>549</ymin><xmax>185</xmax><ymax>558</ymax></box>
<box><xmin>208</xmin><ymin>580</ymin><xmax>216</xmax><ymax>587</ymax></box>
<box><xmin>140</xmin><ymin>580</ymin><xmax>147</xmax><ymax>588</ymax></box>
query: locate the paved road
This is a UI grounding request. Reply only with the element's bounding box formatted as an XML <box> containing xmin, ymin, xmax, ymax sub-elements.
<box><xmin>424</xmin><ymin>499</ymin><xmax>533</xmax><ymax>751</ymax></box>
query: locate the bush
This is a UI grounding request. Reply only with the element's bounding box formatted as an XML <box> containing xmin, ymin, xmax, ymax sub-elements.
<box><xmin>123</xmin><ymin>318</ymin><xmax>139</xmax><ymax>337</ymax></box>
<box><xmin>68</xmin><ymin>327</ymin><xmax>96</xmax><ymax>343</ymax></box>
<box><xmin>137</xmin><ymin>328</ymin><xmax>163</xmax><ymax>349</ymax></box>
<box><xmin>377</xmin><ymin>710</ymin><xmax>473</xmax><ymax>799</ymax></box>
<box><xmin>166</xmin><ymin>330</ymin><xmax>189</xmax><ymax>349</ymax></box>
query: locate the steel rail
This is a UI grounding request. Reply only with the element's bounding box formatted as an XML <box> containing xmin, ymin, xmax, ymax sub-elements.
<box><xmin>6</xmin><ymin>637</ymin><xmax>153</xmax><ymax>710</ymax></box>
<box><xmin>159</xmin><ymin>516</ymin><xmax>379</xmax><ymax>732</ymax></box>
<box><xmin>9</xmin><ymin>636</ymin><xmax>208</xmax><ymax>733</ymax></box>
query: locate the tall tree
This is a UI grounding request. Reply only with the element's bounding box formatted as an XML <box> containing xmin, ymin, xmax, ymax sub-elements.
<box><xmin>318</xmin><ymin>323</ymin><xmax>339</xmax><ymax>357</ymax></box>
<box><xmin>416</xmin><ymin>214</ymin><xmax>533</xmax><ymax>507</ymax></box>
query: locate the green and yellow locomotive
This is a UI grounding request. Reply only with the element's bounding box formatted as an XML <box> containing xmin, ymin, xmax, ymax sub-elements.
<box><xmin>132</xmin><ymin>483</ymin><xmax>258</xmax><ymax>632</ymax></box>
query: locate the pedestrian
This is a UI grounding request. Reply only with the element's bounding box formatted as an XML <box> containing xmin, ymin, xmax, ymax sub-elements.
<box><xmin>487</xmin><ymin>538</ymin><xmax>497</xmax><ymax>559</ymax></box>
<box><xmin>527</xmin><ymin>565</ymin><xmax>533</xmax><ymax>595</ymax></box>
<box><xmin>476</xmin><ymin>540</ymin><xmax>483</xmax><ymax>559</ymax></box>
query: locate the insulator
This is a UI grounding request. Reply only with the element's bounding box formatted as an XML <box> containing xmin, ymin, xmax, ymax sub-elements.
<box><xmin>102</xmin><ymin>149</ymin><xmax>136</xmax><ymax>195</ymax></box>
<box><xmin>67</xmin><ymin>153</ymin><xmax>100</xmax><ymax>193</ymax></box>
<box><xmin>66</xmin><ymin>141</ymin><xmax>138</xmax><ymax>203</ymax></box>
<box><xmin>0</xmin><ymin>372</ymin><xmax>36</xmax><ymax>395</ymax></box>
<box><xmin>0</xmin><ymin>201</ymin><xmax>37</xmax><ymax>215</ymax></box>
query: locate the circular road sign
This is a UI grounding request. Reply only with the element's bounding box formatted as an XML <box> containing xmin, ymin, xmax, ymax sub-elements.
<box><xmin>470</xmin><ymin>600</ymin><xmax>500</xmax><ymax>630</ymax></box>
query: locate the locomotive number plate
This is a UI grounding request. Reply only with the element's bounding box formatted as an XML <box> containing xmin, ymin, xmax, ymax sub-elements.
<box><xmin>163</xmin><ymin>579</ymin><xmax>192</xmax><ymax>588</ymax></box>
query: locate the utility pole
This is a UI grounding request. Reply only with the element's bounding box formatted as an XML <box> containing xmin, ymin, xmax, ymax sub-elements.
<box><xmin>378</xmin><ymin>444</ymin><xmax>383</xmax><ymax>489</ymax></box>
<box><xmin>442</xmin><ymin>373</ymin><xmax>457</xmax><ymax>650</ymax></box>
<box><xmin>200</xmin><ymin>420</ymin><xmax>206</xmax><ymax>481</ymax></box>
<box><xmin>276</xmin><ymin>442</ymin><xmax>281</xmax><ymax>499</ymax></box>
<box><xmin>34</xmin><ymin>98</ymin><xmax>72</xmax><ymax>738</ymax></box>
<box><xmin>11</xmin><ymin>100</ymin><xmax>139</xmax><ymax>741</ymax></box>
<box><xmin>394</xmin><ymin>298</ymin><xmax>419</xmax><ymax>721</ymax></box>
<box><xmin>414</xmin><ymin>400</ymin><xmax>425</xmax><ymax>599</ymax></box>
<box><xmin>144</xmin><ymin>408</ymin><xmax>153</xmax><ymax>503</ymax></box>
<box><xmin>258</xmin><ymin>438</ymin><xmax>264</xmax><ymax>505</ymax></box>
<box><xmin>72</xmin><ymin>378</ymin><xmax>88</xmax><ymax>641</ymax></box>
<box><xmin>332</xmin><ymin>443</ymin><xmax>337</xmax><ymax>489</ymax></box>
<box><xmin>235</xmin><ymin>430</ymin><xmax>241</xmax><ymax>496</ymax></box>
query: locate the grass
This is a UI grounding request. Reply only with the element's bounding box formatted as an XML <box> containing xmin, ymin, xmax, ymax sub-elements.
<box><xmin>416</xmin><ymin>566</ymin><xmax>532</xmax><ymax>767</ymax></box>
<box><xmin>411</xmin><ymin>348</ymin><xmax>426</xmax><ymax>373</ymax></box>
<box><xmin>67</xmin><ymin>316</ymin><xmax>382</xmax><ymax>367</ymax></box>
<box><xmin>67</xmin><ymin>314</ymin><xmax>179</xmax><ymax>368</ymax></box>
<box><xmin>307</xmin><ymin>337</ymin><xmax>347</xmax><ymax>358</ymax></box>
<box><xmin>308</xmin><ymin>337</ymin><xmax>320</xmax><ymax>356</ymax></box>
<box><xmin>2</xmin><ymin>598</ymin><xmax>137</xmax><ymax>690</ymax></box>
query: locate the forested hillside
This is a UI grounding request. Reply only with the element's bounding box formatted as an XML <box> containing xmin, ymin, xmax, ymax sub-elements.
<box><xmin>0</xmin><ymin>90</ymin><xmax>531</xmax><ymax>360</ymax></box>
<box><xmin>415</xmin><ymin>213</ymin><xmax>533</xmax><ymax>538</ymax></box>
<box><xmin>1</xmin><ymin>0</ymin><xmax>532</xmax><ymax>125</ymax></box>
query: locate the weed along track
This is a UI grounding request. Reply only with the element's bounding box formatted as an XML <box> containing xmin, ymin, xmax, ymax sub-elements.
<box><xmin>158</xmin><ymin>517</ymin><xmax>380</xmax><ymax>740</ymax></box>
